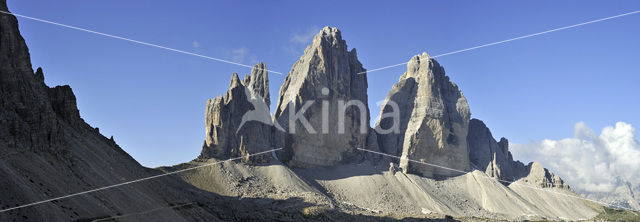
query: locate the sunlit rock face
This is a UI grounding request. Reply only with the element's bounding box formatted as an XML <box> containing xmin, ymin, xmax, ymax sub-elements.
<box><xmin>376</xmin><ymin>53</ymin><xmax>471</xmax><ymax>177</ymax></box>
<box><xmin>200</xmin><ymin>63</ymin><xmax>273</xmax><ymax>164</ymax></box>
<box><xmin>274</xmin><ymin>27</ymin><xmax>369</xmax><ymax>168</ymax></box>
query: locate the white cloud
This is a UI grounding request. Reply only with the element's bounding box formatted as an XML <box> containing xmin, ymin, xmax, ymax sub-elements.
<box><xmin>229</xmin><ymin>47</ymin><xmax>258</xmax><ymax>64</ymax></box>
<box><xmin>510</xmin><ymin>122</ymin><xmax>640</xmax><ymax>193</ymax></box>
<box><xmin>231</xmin><ymin>47</ymin><xmax>248</xmax><ymax>63</ymax></box>
<box><xmin>192</xmin><ymin>41</ymin><xmax>201</xmax><ymax>48</ymax></box>
<box><xmin>290</xmin><ymin>26</ymin><xmax>320</xmax><ymax>44</ymax></box>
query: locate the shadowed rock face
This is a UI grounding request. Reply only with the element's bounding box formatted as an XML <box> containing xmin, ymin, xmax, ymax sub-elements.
<box><xmin>274</xmin><ymin>27</ymin><xmax>369</xmax><ymax>168</ymax></box>
<box><xmin>200</xmin><ymin>63</ymin><xmax>273</xmax><ymax>163</ymax></box>
<box><xmin>0</xmin><ymin>3</ymin><xmax>222</xmax><ymax>220</ymax></box>
<box><xmin>375</xmin><ymin>53</ymin><xmax>471</xmax><ymax>177</ymax></box>
<box><xmin>468</xmin><ymin>119</ymin><xmax>570</xmax><ymax>189</ymax></box>
<box><xmin>467</xmin><ymin>119</ymin><xmax>517</xmax><ymax>180</ymax></box>
<box><xmin>0</xmin><ymin>7</ymin><xmax>63</xmax><ymax>154</ymax></box>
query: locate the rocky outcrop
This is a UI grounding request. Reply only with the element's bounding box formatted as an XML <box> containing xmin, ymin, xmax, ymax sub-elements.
<box><xmin>364</xmin><ymin>127</ymin><xmax>382</xmax><ymax>162</ymax></box>
<box><xmin>242</xmin><ymin>62</ymin><xmax>270</xmax><ymax>107</ymax></box>
<box><xmin>199</xmin><ymin>63</ymin><xmax>273</xmax><ymax>163</ymax></box>
<box><xmin>0</xmin><ymin>8</ymin><xmax>63</xmax><ymax>153</ymax></box>
<box><xmin>467</xmin><ymin>118</ymin><xmax>518</xmax><ymax>180</ymax></box>
<box><xmin>375</xmin><ymin>53</ymin><xmax>471</xmax><ymax>177</ymax></box>
<box><xmin>47</xmin><ymin>84</ymin><xmax>82</xmax><ymax>127</ymax></box>
<box><xmin>516</xmin><ymin>162</ymin><xmax>570</xmax><ymax>189</ymax></box>
<box><xmin>274</xmin><ymin>27</ymin><xmax>369</xmax><ymax>167</ymax></box>
<box><xmin>468</xmin><ymin>119</ymin><xmax>570</xmax><ymax>189</ymax></box>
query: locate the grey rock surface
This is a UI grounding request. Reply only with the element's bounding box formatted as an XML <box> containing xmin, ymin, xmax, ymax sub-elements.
<box><xmin>200</xmin><ymin>64</ymin><xmax>273</xmax><ymax>164</ymax></box>
<box><xmin>467</xmin><ymin>118</ymin><xmax>517</xmax><ymax>181</ymax></box>
<box><xmin>515</xmin><ymin>162</ymin><xmax>570</xmax><ymax>189</ymax></box>
<box><xmin>245</xmin><ymin>62</ymin><xmax>270</xmax><ymax>107</ymax></box>
<box><xmin>375</xmin><ymin>53</ymin><xmax>471</xmax><ymax>177</ymax></box>
<box><xmin>364</xmin><ymin>128</ymin><xmax>382</xmax><ymax>162</ymax></box>
<box><xmin>274</xmin><ymin>27</ymin><xmax>369</xmax><ymax>167</ymax></box>
<box><xmin>467</xmin><ymin>119</ymin><xmax>570</xmax><ymax>190</ymax></box>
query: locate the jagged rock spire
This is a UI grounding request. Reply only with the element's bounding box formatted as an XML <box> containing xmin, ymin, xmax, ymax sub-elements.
<box><xmin>375</xmin><ymin>53</ymin><xmax>471</xmax><ymax>177</ymax></box>
<box><xmin>246</xmin><ymin>62</ymin><xmax>270</xmax><ymax>107</ymax></box>
<box><xmin>274</xmin><ymin>26</ymin><xmax>370</xmax><ymax>167</ymax></box>
<box><xmin>467</xmin><ymin>118</ymin><xmax>518</xmax><ymax>180</ymax></box>
<box><xmin>200</xmin><ymin>63</ymin><xmax>273</xmax><ymax>163</ymax></box>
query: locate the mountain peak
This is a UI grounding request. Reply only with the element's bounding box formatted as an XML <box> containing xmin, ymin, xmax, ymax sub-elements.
<box><xmin>408</xmin><ymin>52</ymin><xmax>431</xmax><ymax>62</ymax></box>
<box><xmin>317</xmin><ymin>26</ymin><xmax>342</xmax><ymax>41</ymax></box>
<box><xmin>200</xmin><ymin>64</ymin><xmax>272</xmax><ymax>163</ymax></box>
<box><xmin>376</xmin><ymin>53</ymin><xmax>470</xmax><ymax>177</ymax></box>
<box><xmin>274</xmin><ymin>27</ymin><xmax>369</xmax><ymax>167</ymax></box>
<box><xmin>229</xmin><ymin>72</ymin><xmax>241</xmax><ymax>88</ymax></box>
<box><xmin>306</xmin><ymin>26</ymin><xmax>347</xmax><ymax>51</ymax></box>
<box><xmin>247</xmin><ymin>62</ymin><xmax>270</xmax><ymax>106</ymax></box>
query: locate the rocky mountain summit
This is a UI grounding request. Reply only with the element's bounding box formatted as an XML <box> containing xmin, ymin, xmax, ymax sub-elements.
<box><xmin>375</xmin><ymin>53</ymin><xmax>471</xmax><ymax>177</ymax></box>
<box><xmin>274</xmin><ymin>27</ymin><xmax>369</xmax><ymax>168</ymax></box>
<box><xmin>199</xmin><ymin>63</ymin><xmax>273</xmax><ymax>164</ymax></box>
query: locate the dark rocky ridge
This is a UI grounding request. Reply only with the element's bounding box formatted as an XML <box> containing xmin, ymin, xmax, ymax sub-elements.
<box><xmin>0</xmin><ymin>2</ymin><xmax>220</xmax><ymax>220</ymax></box>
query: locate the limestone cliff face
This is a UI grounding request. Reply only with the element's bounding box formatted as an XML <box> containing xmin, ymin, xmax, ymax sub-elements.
<box><xmin>375</xmin><ymin>53</ymin><xmax>470</xmax><ymax>177</ymax></box>
<box><xmin>200</xmin><ymin>63</ymin><xmax>273</xmax><ymax>163</ymax></box>
<box><xmin>243</xmin><ymin>62</ymin><xmax>270</xmax><ymax>107</ymax></box>
<box><xmin>467</xmin><ymin>119</ymin><xmax>518</xmax><ymax>180</ymax></box>
<box><xmin>517</xmin><ymin>162</ymin><xmax>570</xmax><ymax>189</ymax></box>
<box><xmin>274</xmin><ymin>27</ymin><xmax>369</xmax><ymax>167</ymax></box>
<box><xmin>467</xmin><ymin>119</ymin><xmax>570</xmax><ymax>189</ymax></box>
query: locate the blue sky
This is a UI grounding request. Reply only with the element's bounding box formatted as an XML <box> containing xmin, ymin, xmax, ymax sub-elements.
<box><xmin>8</xmin><ymin>1</ymin><xmax>640</xmax><ymax>167</ymax></box>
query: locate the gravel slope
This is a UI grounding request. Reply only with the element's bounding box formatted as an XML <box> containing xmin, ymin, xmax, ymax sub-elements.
<box><xmin>170</xmin><ymin>158</ymin><xmax>600</xmax><ymax>220</ymax></box>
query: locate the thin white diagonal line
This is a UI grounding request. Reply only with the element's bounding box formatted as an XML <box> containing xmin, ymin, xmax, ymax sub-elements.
<box><xmin>359</xmin><ymin>10</ymin><xmax>640</xmax><ymax>75</ymax></box>
<box><xmin>0</xmin><ymin>148</ymin><xmax>282</xmax><ymax>213</ymax></box>
<box><xmin>357</xmin><ymin>148</ymin><xmax>634</xmax><ymax>211</ymax></box>
<box><xmin>0</xmin><ymin>10</ymin><xmax>283</xmax><ymax>75</ymax></box>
